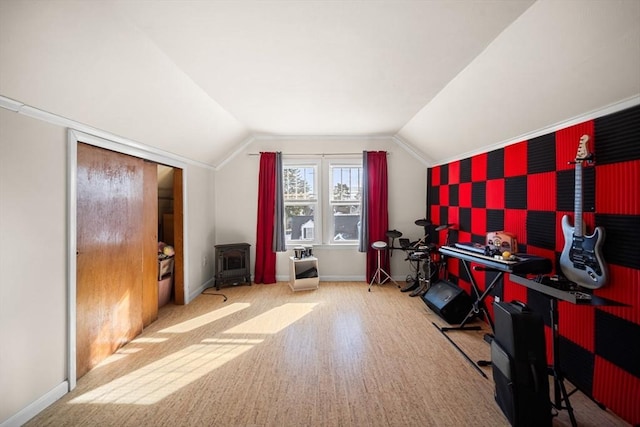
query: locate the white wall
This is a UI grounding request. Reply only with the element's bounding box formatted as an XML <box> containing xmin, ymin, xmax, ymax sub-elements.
<box><xmin>185</xmin><ymin>164</ymin><xmax>217</xmax><ymax>299</ymax></box>
<box><xmin>0</xmin><ymin>109</ymin><xmax>68</xmax><ymax>425</ymax></box>
<box><xmin>0</xmin><ymin>0</ymin><xmax>250</xmax><ymax>167</ymax></box>
<box><xmin>214</xmin><ymin>137</ymin><xmax>428</xmax><ymax>282</ymax></box>
<box><xmin>0</xmin><ymin>107</ymin><xmax>216</xmax><ymax>426</ymax></box>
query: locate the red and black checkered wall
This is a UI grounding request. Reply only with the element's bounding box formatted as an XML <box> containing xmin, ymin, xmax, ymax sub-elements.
<box><xmin>427</xmin><ymin>104</ymin><xmax>640</xmax><ymax>425</ymax></box>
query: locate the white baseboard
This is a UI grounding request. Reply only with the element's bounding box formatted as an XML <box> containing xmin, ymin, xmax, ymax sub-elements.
<box><xmin>0</xmin><ymin>382</ymin><xmax>68</xmax><ymax>427</ymax></box>
<box><xmin>275</xmin><ymin>275</ymin><xmax>406</xmax><ymax>283</ymax></box>
<box><xmin>319</xmin><ymin>275</ymin><xmax>366</xmax><ymax>282</ymax></box>
<box><xmin>193</xmin><ymin>275</ymin><xmax>409</xmax><ymax>297</ymax></box>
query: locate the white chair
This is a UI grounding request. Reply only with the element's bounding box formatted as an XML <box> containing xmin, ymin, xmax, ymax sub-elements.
<box><xmin>368</xmin><ymin>241</ymin><xmax>400</xmax><ymax>291</ymax></box>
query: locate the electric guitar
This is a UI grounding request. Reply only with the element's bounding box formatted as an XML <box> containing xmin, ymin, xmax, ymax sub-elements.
<box><xmin>559</xmin><ymin>135</ymin><xmax>608</xmax><ymax>289</ymax></box>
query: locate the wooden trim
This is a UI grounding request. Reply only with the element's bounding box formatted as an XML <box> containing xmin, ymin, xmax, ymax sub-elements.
<box><xmin>142</xmin><ymin>161</ymin><xmax>159</xmax><ymax>326</ymax></box>
<box><xmin>173</xmin><ymin>168</ymin><xmax>185</xmax><ymax>305</ymax></box>
<box><xmin>1</xmin><ymin>95</ymin><xmax>213</xmax><ymax>170</ymax></box>
<box><xmin>66</xmin><ymin>133</ymin><xmax>78</xmax><ymax>391</ymax></box>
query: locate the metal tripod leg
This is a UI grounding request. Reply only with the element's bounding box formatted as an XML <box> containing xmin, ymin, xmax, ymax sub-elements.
<box><xmin>368</xmin><ymin>248</ymin><xmax>400</xmax><ymax>291</ymax></box>
<box><xmin>549</xmin><ymin>298</ymin><xmax>577</xmax><ymax>427</ymax></box>
<box><xmin>368</xmin><ymin>266</ymin><xmax>400</xmax><ymax>291</ymax></box>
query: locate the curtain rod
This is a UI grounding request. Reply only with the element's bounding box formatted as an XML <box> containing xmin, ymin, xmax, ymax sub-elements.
<box><xmin>248</xmin><ymin>152</ymin><xmax>389</xmax><ymax>156</ymax></box>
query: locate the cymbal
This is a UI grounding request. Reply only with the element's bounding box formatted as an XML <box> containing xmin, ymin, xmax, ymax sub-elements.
<box><xmin>435</xmin><ymin>223</ymin><xmax>453</xmax><ymax>231</ymax></box>
<box><xmin>414</xmin><ymin>219</ymin><xmax>432</xmax><ymax>227</ymax></box>
<box><xmin>386</xmin><ymin>229</ymin><xmax>402</xmax><ymax>238</ymax></box>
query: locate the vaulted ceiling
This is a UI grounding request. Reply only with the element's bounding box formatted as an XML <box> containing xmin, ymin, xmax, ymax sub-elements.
<box><xmin>1</xmin><ymin>1</ymin><xmax>638</xmax><ymax>168</ymax></box>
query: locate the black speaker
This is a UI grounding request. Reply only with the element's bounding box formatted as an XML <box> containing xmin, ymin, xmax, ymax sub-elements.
<box><xmin>421</xmin><ymin>280</ymin><xmax>472</xmax><ymax>324</ymax></box>
<box><xmin>492</xmin><ymin>301</ymin><xmax>551</xmax><ymax>427</ymax></box>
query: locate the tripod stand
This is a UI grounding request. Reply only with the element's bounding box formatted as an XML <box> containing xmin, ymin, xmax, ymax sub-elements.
<box><xmin>368</xmin><ymin>241</ymin><xmax>400</xmax><ymax>291</ymax></box>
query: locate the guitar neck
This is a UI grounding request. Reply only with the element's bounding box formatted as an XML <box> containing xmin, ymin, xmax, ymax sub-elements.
<box><xmin>574</xmin><ymin>163</ymin><xmax>583</xmax><ymax>237</ymax></box>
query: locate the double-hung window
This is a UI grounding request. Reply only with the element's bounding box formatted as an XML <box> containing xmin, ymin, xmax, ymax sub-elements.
<box><xmin>283</xmin><ymin>163</ymin><xmax>319</xmax><ymax>244</ymax></box>
<box><xmin>283</xmin><ymin>158</ymin><xmax>363</xmax><ymax>246</ymax></box>
<box><xmin>329</xmin><ymin>164</ymin><xmax>363</xmax><ymax>243</ymax></box>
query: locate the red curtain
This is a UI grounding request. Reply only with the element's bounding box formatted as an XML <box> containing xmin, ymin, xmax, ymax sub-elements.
<box><xmin>366</xmin><ymin>151</ymin><xmax>389</xmax><ymax>282</ymax></box>
<box><xmin>255</xmin><ymin>152</ymin><xmax>277</xmax><ymax>284</ymax></box>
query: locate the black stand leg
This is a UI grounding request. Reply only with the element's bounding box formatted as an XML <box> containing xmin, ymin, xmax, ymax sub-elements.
<box><xmin>549</xmin><ymin>298</ymin><xmax>577</xmax><ymax>427</ymax></box>
<box><xmin>433</xmin><ymin>322</ymin><xmax>488</xmax><ymax>379</ymax></box>
<box><xmin>441</xmin><ymin>261</ymin><xmax>500</xmax><ymax>332</ymax></box>
<box><xmin>435</xmin><ymin>261</ymin><xmax>503</xmax><ymax>376</ymax></box>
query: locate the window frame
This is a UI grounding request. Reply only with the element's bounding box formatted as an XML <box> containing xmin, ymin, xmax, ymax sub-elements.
<box><xmin>282</xmin><ymin>156</ymin><xmax>363</xmax><ymax>248</ymax></box>
<box><xmin>282</xmin><ymin>160</ymin><xmax>321</xmax><ymax>246</ymax></box>
<box><xmin>326</xmin><ymin>161</ymin><xmax>363</xmax><ymax>245</ymax></box>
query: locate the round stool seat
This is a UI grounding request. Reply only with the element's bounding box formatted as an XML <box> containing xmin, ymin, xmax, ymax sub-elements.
<box><xmin>371</xmin><ymin>241</ymin><xmax>388</xmax><ymax>250</ymax></box>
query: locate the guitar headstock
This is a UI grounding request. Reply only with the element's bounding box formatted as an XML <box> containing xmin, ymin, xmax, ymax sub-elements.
<box><xmin>575</xmin><ymin>134</ymin><xmax>592</xmax><ymax>163</ymax></box>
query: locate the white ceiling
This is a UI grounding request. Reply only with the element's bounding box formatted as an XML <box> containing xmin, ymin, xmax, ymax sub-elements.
<box><xmin>1</xmin><ymin>0</ymin><xmax>639</xmax><ymax>168</ymax></box>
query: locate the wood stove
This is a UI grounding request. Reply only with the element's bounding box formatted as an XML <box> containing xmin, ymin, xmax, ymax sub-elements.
<box><xmin>214</xmin><ymin>243</ymin><xmax>251</xmax><ymax>290</ymax></box>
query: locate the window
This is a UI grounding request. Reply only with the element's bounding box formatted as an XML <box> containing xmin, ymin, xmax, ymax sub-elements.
<box><xmin>283</xmin><ymin>158</ymin><xmax>362</xmax><ymax>246</ymax></box>
<box><xmin>329</xmin><ymin>165</ymin><xmax>363</xmax><ymax>243</ymax></box>
<box><xmin>284</xmin><ymin>164</ymin><xmax>318</xmax><ymax>244</ymax></box>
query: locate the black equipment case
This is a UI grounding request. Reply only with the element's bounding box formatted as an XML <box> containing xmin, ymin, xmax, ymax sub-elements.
<box><xmin>491</xmin><ymin>301</ymin><xmax>551</xmax><ymax>427</ymax></box>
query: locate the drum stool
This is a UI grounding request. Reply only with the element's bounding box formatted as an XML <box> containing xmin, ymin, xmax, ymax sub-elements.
<box><xmin>368</xmin><ymin>241</ymin><xmax>400</xmax><ymax>292</ymax></box>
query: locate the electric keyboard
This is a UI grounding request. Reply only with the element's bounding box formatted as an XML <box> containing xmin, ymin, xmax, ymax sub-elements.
<box><xmin>454</xmin><ymin>242</ymin><xmax>486</xmax><ymax>254</ymax></box>
<box><xmin>440</xmin><ymin>245</ymin><xmax>552</xmax><ymax>274</ymax></box>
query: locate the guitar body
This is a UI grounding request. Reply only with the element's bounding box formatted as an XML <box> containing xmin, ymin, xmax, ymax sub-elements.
<box><xmin>560</xmin><ymin>214</ymin><xmax>608</xmax><ymax>289</ymax></box>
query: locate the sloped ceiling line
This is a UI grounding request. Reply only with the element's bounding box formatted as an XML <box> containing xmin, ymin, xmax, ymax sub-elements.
<box><xmin>428</xmin><ymin>95</ymin><xmax>640</xmax><ymax>167</ymax></box>
<box><xmin>2</xmin><ymin>1</ymin><xmax>638</xmax><ymax>169</ymax></box>
<box><xmin>0</xmin><ymin>94</ymin><xmax>212</xmax><ymax>170</ymax></box>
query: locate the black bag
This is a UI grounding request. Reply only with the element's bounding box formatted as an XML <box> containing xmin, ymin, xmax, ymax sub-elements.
<box><xmin>295</xmin><ymin>266</ymin><xmax>318</xmax><ymax>279</ymax></box>
<box><xmin>492</xmin><ymin>301</ymin><xmax>551</xmax><ymax>427</ymax></box>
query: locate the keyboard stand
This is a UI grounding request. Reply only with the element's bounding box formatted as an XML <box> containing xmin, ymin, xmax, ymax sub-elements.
<box><xmin>434</xmin><ymin>246</ymin><xmax>552</xmax><ymax>377</ymax></box>
<box><xmin>437</xmin><ymin>246</ymin><xmax>552</xmax><ymax>334</ymax></box>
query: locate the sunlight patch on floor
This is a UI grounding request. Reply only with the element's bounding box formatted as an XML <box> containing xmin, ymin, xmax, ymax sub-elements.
<box><xmin>223</xmin><ymin>303</ymin><xmax>318</xmax><ymax>335</ymax></box>
<box><xmin>201</xmin><ymin>338</ymin><xmax>263</xmax><ymax>344</ymax></box>
<box><xmin>131</xmin><ymin>337</ymin><xmax>169</xmax><ymax>344</ymax></box>
<box><xmin>69</xmin><ymin>338</ymin><xmax>260</xmax><ymax>405</ymax></box>
<box><xmin>94</xmin><ymin>353</ymin><xmax>129</xmax><ymax>368</ymax></box>
<box><xmin>70</xmin><ymin>303</ymin><xmax>317</xmax><ymax>405</ymax></box>
<box><xmin>117</xmin><ymin>348</ymin><xmax>143</xmax><ymax>354</ymax></box>
<box><xmin>158</xmin><ymin>303</ymin><xmax>250</xmax><ymax>334</ymax></box>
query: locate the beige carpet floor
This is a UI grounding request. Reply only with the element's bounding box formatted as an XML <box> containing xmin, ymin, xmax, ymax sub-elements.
<box><xmin>26</xmin><ymin>282</ymin><xmax>628</xmax><ymax>426</ymax></box>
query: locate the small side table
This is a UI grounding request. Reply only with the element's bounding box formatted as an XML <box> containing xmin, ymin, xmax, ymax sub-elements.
<box><xmin>289</xmin><ymin>256</ymin><xmax>319</xmax><ymax>291</ymax></box>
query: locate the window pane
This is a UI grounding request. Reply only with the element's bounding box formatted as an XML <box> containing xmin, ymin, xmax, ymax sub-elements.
<box><xmin>333</xmin><ymin>205</ymin><xmax>360</xmax><ymax>241</ymax></box>
<box><xmin>284</xmin><ymin>167</ymin><xmax>316</xmax><ymax>201</ymax></box>
<box><xmin>284</xmin><ymin>165</ymin><xmax>317</xmax><ymax>243</ymax></box>
<box><xmin>330</xmin><ymin>165</ymin><xmax>362</xmax><ymax>242</ymax></box>
<box><xmin>285</xmin><ymin>204</ymin><xmax>316</xmax><ymax>242</ymax></box>
<box><xmin>331</xmin><ymin>166</ymin><xmax>362</xmax><ymax>202</ymax></box>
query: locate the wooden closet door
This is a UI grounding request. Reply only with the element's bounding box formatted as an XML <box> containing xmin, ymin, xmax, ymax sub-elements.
<box><xmin>76</xmin><ymin>143</ymin><xmax>144</xmax><ymax>378</ymax></box>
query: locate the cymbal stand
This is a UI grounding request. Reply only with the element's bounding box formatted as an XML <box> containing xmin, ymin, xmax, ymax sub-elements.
<box><xmin>410</xmin><ymin>225</ymin><xmax>451</xmax><ymax>297</ymax></box>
